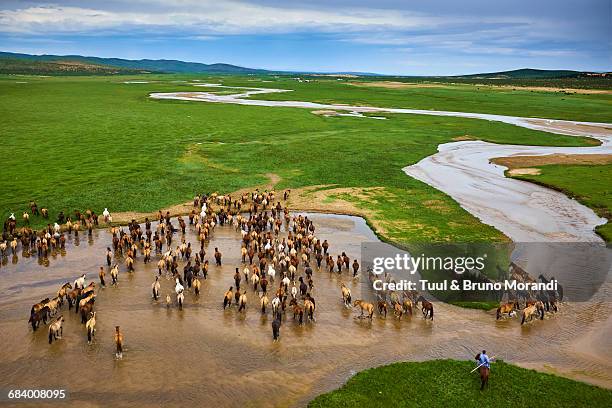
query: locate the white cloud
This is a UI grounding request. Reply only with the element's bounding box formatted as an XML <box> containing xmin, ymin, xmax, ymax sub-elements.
<box><xmin>0</xmin><ymin>3</ymin><xmax>441</xmax><ymax>35</ymax></box>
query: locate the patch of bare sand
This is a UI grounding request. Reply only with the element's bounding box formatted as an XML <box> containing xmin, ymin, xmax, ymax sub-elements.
<box><xmin>492</xmin><ymin>154</ymin><xmax>612</xmax><ymax>170</ymax></box>
<box><xmin>311</xmin><ymin>110</ymin><xmax>341</xmax><ymax>117</ymax></box>
<box><xmin>452</xmin><ymin>135</ymin><xmax>476</xmax><ymax>141</ymax></box>
<box><xmin>478</xmin><ymin>84</ymin><xmax>612</xmax><ymax>95</ymax></box>
<box><xmin>349</xmin><ymin>81</ymin><xmax>612</xmax><ymax>94</ymax></box>
<box><xmin>508</xmin><ymin>168</ymin><xmax>542</xmax><ymax>176</ymax></box>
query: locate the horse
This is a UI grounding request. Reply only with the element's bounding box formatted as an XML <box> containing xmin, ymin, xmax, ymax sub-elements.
<box><xmin>166</xmin><ymin>294</ymin><xmax>172</xmax><ymax>308</ymax></box>
<box><xmin>73</xmin><ymin>274</ymin><xmax>86</xmax><ymax>290</ymax></box>
<box><xmin>496</xmin><ymin>301</ymin><xmax>519</xmax><ymax>320</ymax></box>
<box><xmin>304</xmin><ymin>298</ymin><xmax>315</xmax><ymax>322</ymax></box>
<box><xmin>223</xmin><ymin>287</ymin><xmax>233</xmax><ymax>309</ymax></box>
<box><xmin>377</xmin><ymin>300</ymin><xmax>388</xmax><ymax>318</ymax></box>
<box><xmin>193</xmin><ymin>278</ymin><xmax>201</xmax><ymax>295</ymax></box>
<box><xmin>48</xmin><ymin>316</ymin><xmax>64</xmax><ymax>344</ymax></box>
<box><xmin>114</xmin><ymin>326</ymin><xmax>124</xmax><ymax>359</ymax></box>
<box><xmin>538</xmin><ymin>275</ymin><xmax>563</xmax><ymax>302</ymax></box>
<box><xmin>66</xmin><ymin>288</ymin><xmax>81</xmax><ymax>310</ymax></box>
<box><xmin>417</xmin><ymin>296</ymin><xmax>434</xmax><ymax>320</ymax></box>
<box><xmin>30</xmin><ymin>297</ymin><xmax>50</xmax><ymax>316</ymax></box>
<box><xmin>86</xmin><ymin>312</ymin><xmax>96</xmax><ymax>344</ymax></box>
<box><xmin>110</xmin><ymin>265</ymin><xmax>119</xmax><ymax>286</ymax></box>
<box><xmin>238</xmin><ymin>291</ymin><xmax>247</xmax><ymax>312</ymax></box>
<box><xmin>272</xmin><ymin>312</ymin><xmax>282</xmax><ymax>341</ymax></box>
<box><xmin>353</xmin><ymin>300</ymin><xmax>374</xmax><ymax>320</ymax></box>
<box><xmin>340</xmin><ymin>283</ymin><xmax>352</xmax><ymax>307</ymax></box>
<box><xmin>29</xmin><ymin>305</ymin><xmax>50</xmax><ymax>331</ymax></box>
<box><xmin>271</xmin><ymin>296</ymin><xmax>281</xmax><ymax>315</ymax></box>
<box><xmin>177</xmin><ymin>291</ymin><xmax>184</xmax><ymax>310</ymax></box>
<box><xmin>475</xmin><ymin>354</ymin><xmax>489</xmax><ymax>390</ymax></box>
<box><xmin>46</xmin><ymin>297</ymin><xmax>61</xmax><ymax>316</ymax></box>
<box><xmin>402</xmin><ymin>298</ymin><xmax>413</xmax><ymax>316</ymax></box>
<box><xmin>57</xmin><ymin>283</ymin><xmax>72</xmax><ymax>306</ymax></box>
<box><xmin>290</xmin><ymin>298</ymin><xmax>304</xmax><ymax>325</ymax></box>
<box><xmin>260</xmin><ymin>293</ymin><xmax>269</xmax><ymax>313</ymax></box>
<box><xmin>152</xmin><ymin>276</ymin><xmax>160</xmax><ymax>300</ymax></box>
<box><xmin>77</xmin><ymin>293</ymin><xmax>96</xmax><ymax>314</ymax></box>
<box><xmin>392</xmin><ymin>302</ymin><xmax>404</xmax><ymax>320</ymax></box>
<box><xmin>521</xmin><ymin>301</ymin><xmax>544</xmax><ymax>325</ymax></box>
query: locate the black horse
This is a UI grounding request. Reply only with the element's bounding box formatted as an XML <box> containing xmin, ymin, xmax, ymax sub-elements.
<box><xmin>272</xmin><ymin>312</ymin><xmax>282</xmax><ymax>341</ymax></box>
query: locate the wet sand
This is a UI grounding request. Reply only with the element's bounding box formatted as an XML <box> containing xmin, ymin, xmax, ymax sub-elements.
<box><xmin>0</xmin><ymin>213</ymin><xmax>610</xmax><ymax>408</ymax></box>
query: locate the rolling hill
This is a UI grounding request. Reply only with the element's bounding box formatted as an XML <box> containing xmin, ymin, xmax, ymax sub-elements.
<box><xmin>0</xmin><ymin>51</ymin><xmax>267</xmax><ymax>75</ymax></box>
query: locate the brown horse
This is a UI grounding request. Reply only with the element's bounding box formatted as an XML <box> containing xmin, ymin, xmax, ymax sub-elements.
<box><xmin>290</xmin><ymin>298</ymin><xmax>304</xmax><ymax>325</ymax></box>
<box><xmin>496</xmin><ymin>300</ymin><xmax>519</xmax><ymax>320</ymax></box>
<box><xmin>377</xmin><ymin>300</ymin><xmax>388</xmax><ymax>318</ymax></box>
<box><xmin>417</xmin><ymin>296</ymin><xmax>434</xmax><ymax>320</ymax></box>
<box><xmin>475</xmin><ymin>354</ymin><xmax>489</xmax><ymax>390</ymax></box>
<box><xmin>392</xmin><ymin>302</ymin><xmax>404</xmax><ymax>320</ymax></box>
<box><xmin>521</xmin><ymin>301</ymin><xmax>544</xmax><ymax>324</ymax></box>
<box><xmin>114</xmin><ymin>326</ymin><xmax>124</xmax><ymax>359</ymax></box>
<box><xmin>353</xmin><ymin>300</ymin><xmax>374</xmax><ymax>320</ymax></box>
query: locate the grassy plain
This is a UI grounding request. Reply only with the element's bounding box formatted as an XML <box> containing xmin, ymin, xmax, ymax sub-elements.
<box><xmin>0</xmin><ymin>74</ymin><xmax>607</xmax><ymax>245</ymax></box>
<box><xmin>308</xmin><ymin>360</ymin><xmax>612</xmax><ymax>408</ymax></box>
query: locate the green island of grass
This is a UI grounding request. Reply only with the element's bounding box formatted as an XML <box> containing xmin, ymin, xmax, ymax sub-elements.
<box><xmin>308</xmin><ymin>359</ymin><xmax>612</xmax><ymax>408</ymax></box>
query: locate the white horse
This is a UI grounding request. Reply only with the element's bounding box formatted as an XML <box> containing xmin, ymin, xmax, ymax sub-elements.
<box><xmin>271</xmin><ymin>296</ymin><xmax>281</xmax><ymax>315</ymax></box>
<box><xmin>267</xmin><ymin>265</ymin><xmax>276</xmax><ymax>282</ymax></box>
<box><xmin>290</xmin><ymin>284</ymin><xmax>298</xmax><ymax>299</ymax></box>
<box><xmin>281</xmin><ymin>275</ymin><xmax>290</xmax><ymax>290</ymax></box>
<box><xmin>103</xmin><ymin>208</ymin><xmax>111</xmax><ymax>222</ymax></box>
<box><xmin>74</xmin><ymin>274</ymin><xmax>86</xmax><ymax>290</ymax></box>
<box><xmin>175</xmin><ymin>278</ymin><xmax>184</xmax><ymax>295</ymax></box>
<box><xmin>53</xmin><ymin>223</ymin><xmax>61</xmax><ymax>233</ymax></box>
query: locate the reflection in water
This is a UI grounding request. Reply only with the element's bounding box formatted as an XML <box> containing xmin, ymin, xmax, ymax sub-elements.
<box><xmin>0</xmin><ymin>213</ymin><xmax>610</xmax><ymax>407</ymax></box>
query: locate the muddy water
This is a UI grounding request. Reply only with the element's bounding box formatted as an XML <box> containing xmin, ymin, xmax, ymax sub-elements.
<box><xmin>0</xmin><ymin>213</ymin><xmax>610</xmax><ymax>408</ymax></box>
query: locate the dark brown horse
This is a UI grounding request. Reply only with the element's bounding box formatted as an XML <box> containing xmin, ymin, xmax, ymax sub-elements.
<box><xmin>475</xmin><ymin>354</ymin><xmax>489</xmax><ymax>390</ymax></box>
<box><xmin>417</xmin><ymin>296</ymin><xmax>434</xmax><ymax>320</ymax></box>
<box><xmin>29</xmin><ymin>305</ymin><xmax>50</xmax><ymax>331</ymax></box>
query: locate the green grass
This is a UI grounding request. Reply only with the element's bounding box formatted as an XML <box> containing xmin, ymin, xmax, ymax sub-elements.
<box><xmin>512</xmin><ymin>164</ymin><xmax>612</xmax><ymax>241</ymax></box>
<box><xmin>253</xmin><ymin>77</ymin><xmax>612</xmax><ymax>123</ymax></box>
<box><xmin>309</xmin><ymin>360</ymin><xmax>612</xmax><ymax>408</ymax></box>
<box><xmin>449</xmin><ymin>301</ymin><xmax>499</xmax><ymax>311</ymax></box>
<box><xmin>0</xmin><ymin>74</ymin><xmax>605</xmax><ymax>245</ymax></box>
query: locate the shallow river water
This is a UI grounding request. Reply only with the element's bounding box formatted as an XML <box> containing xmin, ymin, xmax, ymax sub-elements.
<box><xmin>0</xmin><ymin>213</ymin><xmax>610</xmax><ymax>407</ymax></box>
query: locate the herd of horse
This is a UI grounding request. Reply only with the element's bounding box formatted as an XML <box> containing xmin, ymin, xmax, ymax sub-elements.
<box><xmin>495</xmin><ymin>264</ymin><xmax>563</xmax><ymax>325</ymax></box>
<box><xmin>21</xmin><ymin>187</ymin><xmax>561</xmax><ymax>357</ymax></box>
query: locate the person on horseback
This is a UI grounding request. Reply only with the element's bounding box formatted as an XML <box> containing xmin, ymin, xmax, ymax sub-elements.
<box><xmin>478</xmin><ymin>350</ymin><xmax>491</xmax><ymax>369</ymax></box>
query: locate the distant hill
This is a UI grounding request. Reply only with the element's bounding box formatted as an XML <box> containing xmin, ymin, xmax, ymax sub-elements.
<box><xmin>453</xmin><ymin>68</ymin><xmax>609</xmax><ymax>79</ymax></box>
<box><xmin>0</xmin><ymin>57</ymin><xmax>149</xmax><ymax>75</ymax></box>
<box><xmin>0</xmin><ymin>51</ymin><xmax>269</xmax><ymax>75</ymax></box>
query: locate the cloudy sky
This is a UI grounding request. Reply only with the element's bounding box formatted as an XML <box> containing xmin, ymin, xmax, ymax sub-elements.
<box><xmin>0</xmin><ymin>0</ymin><xmax>609</xmax><ymax>75</ymax></box>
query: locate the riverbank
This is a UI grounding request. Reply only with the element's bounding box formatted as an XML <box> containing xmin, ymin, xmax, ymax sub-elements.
<box><xmin>308</xmin><ymin>359</ymin><xmax>612</xmax><ymax>407</ymax></box>
<box><xmin>492</xmin><ymin>158</ymin><xmax>612</xmax><ymax>242</ymax></box>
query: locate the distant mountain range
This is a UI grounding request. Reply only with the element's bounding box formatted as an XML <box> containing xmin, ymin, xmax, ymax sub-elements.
<box><xmin>451</xmin><ymin>68</ymin><xmax>610</xmax><ymax>79</ymax></box>
<box><xmin>0</xmin><ymin>51</ymin><xmax>267</xmax><ymax>75</ymax></box>
<box><xmin>0</xmin><ymin>51</ymin><xmax>608</xmax><ymax>78</ymax></box>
